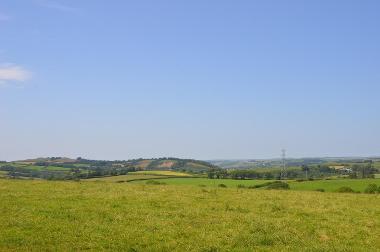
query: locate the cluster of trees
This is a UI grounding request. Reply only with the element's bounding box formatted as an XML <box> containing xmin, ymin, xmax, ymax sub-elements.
<box><xmin>0</xmin><ymin>165</ymin><xmax>68</xmax><ymax>180</ymax></box>
<box><xmin>84</xmin><ymin>165</ymin><xmax>136</xmax><ymax>179</ymax></box>
<box><xmin>207</xmin><ymin>162</ymin><xmax>378</xmax><ymax>180</ymax></box>
<box><xmin>349</xmin><ymin>161</ymin><xmax>377</xmax><ymax>178</ymax></box>
<box><xmin>0</xmin><ymin>163</ymin><xmax>138</xmax><ymax>180</ymax></box>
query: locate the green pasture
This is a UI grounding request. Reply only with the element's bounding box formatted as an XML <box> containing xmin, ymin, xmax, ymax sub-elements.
<box><xmin>0</xmin><ymin>179</ymin><xmax>379</xmax><ymax>251</ymax></box>
<box><xmin>289</xmin><ymin>179</ymin><xmax>380</xmax><ymax>192</ymax></box>
<box><xmin>130</xmin><ymin>177</ymin><xmax>380</xmax><ymax>193</ymax></box>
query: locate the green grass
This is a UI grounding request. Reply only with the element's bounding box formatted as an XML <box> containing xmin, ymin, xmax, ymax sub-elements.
<box><xmin>85</xmin><ymin>174</ymin><xmax>167</xmax><ymax>182</ymax></box>
<box><xmin>0</xmin><ymin>179</ymin><xmax>379</xmax><ymax>251</ymax></box>
<box><xmin>289</xmin><ymin>179</ymin><xmax>380</xmax><ymax>192</ymax></box>
<box><xmin>131</xmin><ymin>177</ymin><xmax>380</xmax><ymax>193</ymax></box>
<box><xmin>132</xmin><ymin>177</ymin><xmax>274</xmax><ymax>187</ymax></box>
<box><xmin>129</xmin><ymin>170</ymin><xmax>192</xmax><ymax>177</ymax></box>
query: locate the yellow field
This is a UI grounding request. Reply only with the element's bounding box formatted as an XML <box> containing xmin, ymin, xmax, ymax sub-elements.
<box><xmin>129</xmin><ymin>170</ymin><xmax>192</xmax><ymax>177</ymax></box>
<box><xmin>85</xmin><ymin>174</ymin><xmax>164</xmax><ymax>182</ymax></box>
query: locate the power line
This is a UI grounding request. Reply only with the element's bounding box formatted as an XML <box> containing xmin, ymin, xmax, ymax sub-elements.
<box><xmin>281</xmin><ymin>149</ymin><xmax>286</xmax><ymax>180</ymax></box>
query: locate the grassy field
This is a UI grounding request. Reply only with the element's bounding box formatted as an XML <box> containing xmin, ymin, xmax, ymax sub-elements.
<box><xmin>290</xmin><ymin>179</ymin><xmax>380</xmax><ymax>192</ymax></box>
<box><xmin>132</xmin><ymin>177</ymin><xmax>273</xmax><ymax>187</ymax></box>
<box><xmin>86</xmin><ymin>174</ymin><xmax>167</xmax><ymax>182</ymax></box>
<box><xmin>130</xmin><ymin>177</ymin><xmax>380</xmax><ymax>192</ymax></box>
<box><xmin>0</xmin><ymin>171</ymin><xmax>7</xmax><ymax>177</ymax></box>
<box><xmin>86</xmin><ymin>171</ymin><xmax>192</xmax><ymax>182</ymax></box>
<box><xmin>129</xmin><ymin>170</ymin><xmax>193</xmax><ymax>177</ymax></box>
<box><xmin>0</xmin><ymin>179</ymin><xmax>379</xmax><ymax>251</ymax></box>
<box><xmin>1</xmin><ymin>163</ymin><xmax>69</xmax><ymax>172</ymax></box>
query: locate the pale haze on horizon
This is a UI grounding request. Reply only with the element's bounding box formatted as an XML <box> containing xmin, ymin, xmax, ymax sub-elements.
<box><xmin>1</xmin><ymin>0</ymin><xmax>380</xmax><ymax>161</ymax></box>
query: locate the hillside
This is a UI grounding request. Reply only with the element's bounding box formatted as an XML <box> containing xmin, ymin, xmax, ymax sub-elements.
<box><xmin>126</xmin><ymin>158</ymin><xmax>217</xmax><ymax>172</ymax></box>
<box><xmin>0</xmin><ymin>157</ymin><xmax>217</xmax><ymax>180</ymax></box>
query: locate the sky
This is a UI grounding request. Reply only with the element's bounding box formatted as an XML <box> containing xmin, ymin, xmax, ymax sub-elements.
<box><xmin>1</xmin><ymin>0</ymin><xmax>380</xmax><ymax>161</ymax></box>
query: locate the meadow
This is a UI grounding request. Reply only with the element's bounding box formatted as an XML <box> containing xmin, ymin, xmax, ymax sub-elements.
<box><xmin>1</xmin><ymin>179</ymin><xmax>379</xmax><ymax>251</ymax></box>
<box><xmin>129</xmin><ymin>177</ymin><xmax>380</xmax><ymax>193</ymax></box>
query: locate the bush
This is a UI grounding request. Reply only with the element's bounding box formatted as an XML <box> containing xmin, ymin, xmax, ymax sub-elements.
<box><xmin>248</xmin><ymin>181</ymin><xmax>276</xmax><ymax>189</ymax></box>
<box><xmin>364</xmin><ymin>184</ymin><xmax>378</xmax><ymax>194</ymax></box>
<box><xmin>218</xmin><ymin>184</ymin><xmax>227</xmax><ymax>188</ymax></box>
<box><xmin>146</xmin><ymin>180</ymin><xmax>166</xmax><ymax>185</ymax></box>
<box><xmin>266</xmin><ymin>181</ymin><xmax>289</xmax><ymax>190</ymax></box>
<box><xmin>296</xmin><ymin>179</ymin><xmax>306</xmax><ymax>182</ymax></box>
<box><xmin>336</xmin><ymin>186</ymin><xmax>354</xmax><ymax>193</ymax></box>
<box><xmin>315</xmin><ymin>188</ymin><xmax>325</xmax><ymax>192</ymax></box>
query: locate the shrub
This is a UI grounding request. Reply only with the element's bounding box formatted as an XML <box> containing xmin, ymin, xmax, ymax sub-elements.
<box><xmin>336</xmin><ymin>186</ymin><xmax>354</xmax><ymax>193</ymax></box>
<box><xmin>146</xmin><ymin>180</ymin><xmax>166</xmax><ymax>185</ymax></box>
<box><xmin>266</xmin><ymin>181</ymin><xmax>289</xmax><ymax>190</ymax></box>
<box><xmin>364</xmin><ymin>184</ymin><xmax>378</xmax><ymax>194</ymax></box>
<box><xmin>315</xmin><ymin>188</ymin><xmax>325</xmax><ymax>192</ymax></box>
<box><xmin>218</xmin><ymin>184</ymin><xmax>227</xmax><ymax>188</ymax></box>
<box><xmin>248</xmin><ymin>181</ymin><xmax>276</xmax><ymax>189</ymax></box>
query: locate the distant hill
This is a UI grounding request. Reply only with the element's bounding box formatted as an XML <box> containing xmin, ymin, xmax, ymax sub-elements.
<box><xmin>113</xmin><ymin>158</ymin><xmax>217</xmax><ymax>172</ymax></box>
<box><xmin>1</xmin><ymin>157</ymin><xmax>218</xmax><ymax>180</ymax></box>
<box><xmin>15</xmin><ymin>157</ymin><xmax>77</xmax><ymax>164</ymax></box>
<box><xmin>209</xmin><ymin>157</ymin><xmax>380</xmax><ymax>169</ymax></box>
<box><xmin>14</xmin><ymin>157</ymin><xmax>216</xmax><ymax>172</ymax></box>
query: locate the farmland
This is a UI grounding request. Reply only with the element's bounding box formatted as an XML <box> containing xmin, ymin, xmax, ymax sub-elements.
<box><xmin>117</xmin><ymin>177</ymin><xmax>380</xmax><ymax>193</ymax></box>
<box><xmin>86</xmin><ymin>171</ymin><xmax>192</xmax><ymax>182</ymax></box>
<box><xmin>1</xmin><ymin>157</ymin><xmax>380</xmax><ymax>250</ymax></box>
<box><xmin>0</xmin><ymin>179</ymin><xmax>379</xmax><ymax>251</ymax></box>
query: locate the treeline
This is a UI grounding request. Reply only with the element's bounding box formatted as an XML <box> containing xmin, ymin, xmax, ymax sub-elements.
<box><xmin>0</xmin><ymin>164</ymin><xmax>137</xmax><ymax>180</ymax></box>
<box><xmin>208</xmin><ymin>162</ymin><xmax>378</xmax><ymax>180</ymax></box>
<box><xmin>0</xmin><ymin>165</ymin><xmax>68</xmax><ymax>180</ymax></box>
<box><xmin>349</xmin><ymin>162</ymin><xmax>377</xmax><ymax>179</ymax></box>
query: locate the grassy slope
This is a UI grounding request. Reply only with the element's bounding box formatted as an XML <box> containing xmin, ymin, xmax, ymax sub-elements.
<box><xmin>131</xmin><ymin>177</ymin><xmax>380</xmax><ymax>192</ymax></box>
<box><xmin>0</xmin><ymin>179</ymin><xmax>379</xmax><ymax>251</ymax></box>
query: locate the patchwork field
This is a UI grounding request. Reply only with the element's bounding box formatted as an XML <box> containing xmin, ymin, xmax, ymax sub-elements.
<box><xmin>86</xmin><ymin>171</ymin><xmax>192</xmax><ymax>182</ymax></box>
<box><xmin>0</xmin><ymin>179</ymin><xmax>379</xmax><ymax>251</ymax></box>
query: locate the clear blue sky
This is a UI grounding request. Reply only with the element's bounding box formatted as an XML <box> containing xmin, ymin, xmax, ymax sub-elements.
<box><xmin>1</xmin><ymin>0</ymin><xmax>379</xmax><ymax>161</ymax></box>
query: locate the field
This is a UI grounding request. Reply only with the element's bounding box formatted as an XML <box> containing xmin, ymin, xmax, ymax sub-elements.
<box><xmin>0</xmin><ymin>179</ymin><xmax>379</xmax><ymax>251</ymax></box>
<box><xmin>290</xmin><ymin>179</ymin><xmax>380</xmax><ymax>192</ymax></box>
<box><xmin>129</xmin><ymin>177</ymin><xmax>380</xmax><ymax>193</ymax></box>
<box><xmin>131</xmin><ymin>177</ymin><xmax>273</xmax><ymax>187</ymax></box>
<box><xmin>128</xmin><ymin>170</ymin><xmax>192</xmax><ymax>177</ymax></box>
<box><xmin>86</xmin><ymin>171</ymin><xmax>191</xmax><ymax>182</ymax></box>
